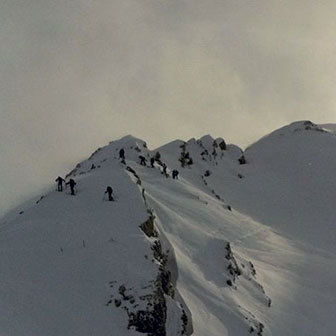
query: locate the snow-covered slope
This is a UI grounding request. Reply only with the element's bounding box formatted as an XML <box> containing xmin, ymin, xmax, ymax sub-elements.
<box><xmin>0</xmin><ymin>121</ymin><xmax>335</xmax><ymax>335</ymax></box>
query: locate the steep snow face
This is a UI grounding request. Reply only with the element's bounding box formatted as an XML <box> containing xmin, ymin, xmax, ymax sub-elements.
<box><xmin>204</xmin><ymin>121</ymin><xmax>336</xmax><ymax>335</ymax></box>
<box><xmin>0</xmin><ymin>125</ymin><xmax>336</xmax><ymax>336</ymax></box>
<box><xmin>0</xmin><ymin>136</ymin><xmax>187</xmax><ymax>336</ymax></box>
<box><xmin>225</xmin><ymin>120</ymin><xmax>336</xmax><ymax>248</ymax></box>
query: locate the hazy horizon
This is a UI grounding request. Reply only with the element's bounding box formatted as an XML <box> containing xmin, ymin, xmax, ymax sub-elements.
<box><xmin>1</xmin><ymin>0</ymin><xmax>336</xmax><ymax>216</ymax></box>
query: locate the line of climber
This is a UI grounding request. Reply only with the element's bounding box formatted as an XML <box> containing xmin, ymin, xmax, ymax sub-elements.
<box><xmin>55</xmin><ymin>176</ymin><xmax>115</xmax><ymax>202</ymax></box>
<box><xmin>119</xmin><ymin>147</ymin><xmax>180</xmax><ymax>179</ymax></box>
<box><xmin>55</xmin><ymin>148</ymin><xmax>179</xmax><ymax>199</ymax></box>
<box><xmin>55</xmin><ymin>177</ymin><xmax>77</xmax><ymax>195</ymax></box>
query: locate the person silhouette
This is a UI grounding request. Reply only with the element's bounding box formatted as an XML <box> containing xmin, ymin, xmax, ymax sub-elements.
<box><xmin>66</xmin><ymin>179</ymin><xmax>77</xmax><ymax>195</ymax></box>
<box><xmin>105</xmin><ymin>186</ymin><xmax>114</xmax><ymax>201</ymax></box>
<box><xmin>55</xmin><ymin>176</ymin><xmax>65</xmax><ymax>191</ymax></box>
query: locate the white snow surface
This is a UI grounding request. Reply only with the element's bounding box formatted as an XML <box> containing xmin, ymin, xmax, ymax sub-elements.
<box><xmin>1</xmin><ymin>121</ymin><xmax>335</xmax><ymax>335</ymax></box>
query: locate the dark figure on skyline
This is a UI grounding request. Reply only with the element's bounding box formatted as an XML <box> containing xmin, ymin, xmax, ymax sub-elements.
<box><xmin>150</xmin><ymin>157</ymin><xmax>155</xmax><ymax>168</ymax></box>
<box><xmin>139</xmin><ymin>155</ymin><xmax>147</xmax><ymax>166</ymax></box>
<box><xmin>238</xmin><ymin>155</ymin><xmax>246</xmax><ymax>165</ymax></box>
<box><xmin>105</xmin><ymin>186</ymin><xmax>114</xmax><ymax>201</ymax></box>
<box><xmin>172</xmin><ymin>170</ymin><xmax>179</xmax><ymax>179</ymax></box>
<box><xmin>119</xmin><ymin>148</ymin><xmax>126</xmax><ymax>164</ymax></box>
<box><xmin>55</xmin><ymin>176</ymin><xmax>65</xmax><ymax>191</ymax></box>
<box><xmin>66</xmin><ymin>179</ymin><xmax>77</xmax><ymax>195</ymax></box>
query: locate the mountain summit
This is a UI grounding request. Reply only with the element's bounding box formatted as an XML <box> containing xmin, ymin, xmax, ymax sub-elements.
<box><xmin>1</xmin><ymin>121</ymin><xmax>335</xmax><ymax>336</ymax></box>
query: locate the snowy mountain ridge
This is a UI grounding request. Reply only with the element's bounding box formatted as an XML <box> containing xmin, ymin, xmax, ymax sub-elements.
<box><xmin>1</xmin><ymin>120</ymin><xmax>335</xmax><ymax>336</ymax></box>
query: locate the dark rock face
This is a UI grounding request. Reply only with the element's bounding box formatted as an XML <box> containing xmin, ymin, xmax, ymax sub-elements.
<box><xmin>225</xmin><ymin>242</ymin><xmax>241</xmax><ymax>283</ymax></box>
<box><xmin>179</xmin><ymin>143</ymin><xmax>193</xmax><ymax>167</ymax></box>
<box><xmin>219</xmin><ymin>140</ymin><xmax>227</xmax><ymax>150</ymax></box>
<box><xmin>128</xmin><ymin>290</ymin><xmax>167</xmax><ymax>336</ymax></box>
<box><xmin>126</xmin><ymin>166</ymin><xmax>141</xmax><ymax>185</ymax></box>
<box><xmin>127</xmin><ymin>240</ymin><xmax>174</xmax><ymax>336</ymax></box>
<box><xmin>140</xmin><ymin>215</ymin><xmax>158</xmax><ymax>238</ymax></box>
<box><xmin>181</xmin><ymin>309</ymin><xmax>188</xmax><ymax>335</ymax></box>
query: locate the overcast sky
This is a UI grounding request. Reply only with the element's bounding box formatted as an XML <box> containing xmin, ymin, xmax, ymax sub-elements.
<box><xmin>1</xmin><ymin>0</ymin><xmax>336</xmax><ymax>215</ymax></box>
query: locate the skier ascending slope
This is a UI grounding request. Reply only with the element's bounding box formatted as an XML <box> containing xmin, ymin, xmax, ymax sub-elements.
<box><xmin>55</xmin><ymin>176</ymin><xmax>65</xmax><ymax>191</ymax></box>
<box><xmin>139</xmin><ymin>155</ymin><xmax>147</xmax><ymax>166</ymax></box>
<box><xmin>66</xmin><ymin>179</ymin><xmax>77</xmax><ymax>195</ymax></box>
<box><xmin>162</xmin><ymin>163</ymin><xmax>168</xmax><ymax>177</ymax></box>
<box><xmin>104</xmin><ymin>186</ymin><xmax>114</xmax><ymax>201</ymax></box>
<box><xmin>119</xmin><ymin>148</ymin><xmax>126</xmax><ymax>164</ymax></box>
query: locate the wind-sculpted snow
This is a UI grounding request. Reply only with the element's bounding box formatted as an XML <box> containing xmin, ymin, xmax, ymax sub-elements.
<box><xmin>0</xmin><ymin>122</ymin><xmax>335</xmax><ymax>335</ymax></box>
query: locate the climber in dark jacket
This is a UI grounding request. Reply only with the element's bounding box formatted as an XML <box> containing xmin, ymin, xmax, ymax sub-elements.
<box><xmin>55</xmin><ymin>176</ymin><xmax>65</xmax><ymax>191</ymax></box>
<box><xmin>119</xmin><ymin>148</ymin><xmax>126</xmax><ymax>164</ymax></box>
<box><xmin>139</xmin><ymin>155</ymin><xmax>147</xmax><ymax>166</ymax></box>
<box><xmin>66</xmin><ymin>179</ymin><xmax>76</xmax><ymax>195</ymax></box>
<box><xmin>172</xmin><ymin>170</ymin><xmax>179</xmax><ymax>179</ymax></box>
<box><xmin>105</xmin><ymin>186</ymin><xmax>114</xmax><ymax>201</ymax></box>
<box><xmin>162</xmin><ymin>163</ymin><xmax>168</xmax><ymax>177</ymax></box>
<box><xmin>150</xmin><ymin>157</ymin><xmax>155</xmax><ymax>168</ymax></box>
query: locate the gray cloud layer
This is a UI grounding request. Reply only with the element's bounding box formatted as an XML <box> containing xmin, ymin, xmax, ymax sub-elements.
<box><xmin>1</xmin><ymin>0</ymin><xmax>336</xmax><ymax>214</ymax></box>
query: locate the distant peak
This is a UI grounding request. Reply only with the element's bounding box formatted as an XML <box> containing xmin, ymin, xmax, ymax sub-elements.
<box><xmin>112</xmin><ymin>134</ymin><xmax>146</xmax><ymax>143</ymax></box>
<box><xmin>288</xmin><ymin>120</ymin><xmax>316</xmax><ymax>128</ymax></box>
<box><xmin>278</xmin><ymin>120</ymin><xmax>327</xmax><ymax>134</ymax></box>
<box><xmin>109</xmin><ymin>135</ymin><xmax>148</xmax><ymax>149</ymax></box>
<box><xmin>199</xmin><ymin>134</ymin><xmax>215</xmax><ymax>143</ymax></box>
